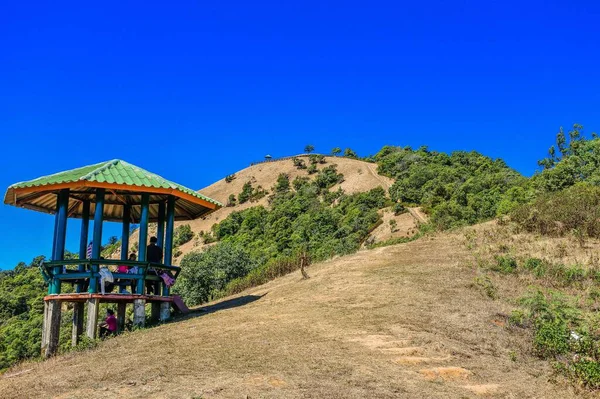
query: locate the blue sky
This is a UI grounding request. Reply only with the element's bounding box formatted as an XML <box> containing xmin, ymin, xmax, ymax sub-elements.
<box><xmin>1</xmin><ymin>1</ymin><xmax>599</xmax><ymax>268</ymax></box>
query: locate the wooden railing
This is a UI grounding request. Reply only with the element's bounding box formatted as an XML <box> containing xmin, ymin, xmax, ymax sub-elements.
<box><xmin>40</xmin><ymin>259</ymin><xmax>181</xmax><ymax>285</ymax></box>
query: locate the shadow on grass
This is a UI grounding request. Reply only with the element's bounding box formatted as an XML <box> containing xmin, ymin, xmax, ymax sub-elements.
<box><xmin>172</xmin><ymin>293</ymin><xmax>268</xmax><ymax>322</ymax></box>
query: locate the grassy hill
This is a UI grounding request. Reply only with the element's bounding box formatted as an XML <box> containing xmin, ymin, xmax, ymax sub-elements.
<box><xmin>120</xmin><ymin>155</ymin><xmax>419</xmax><ymax>263</ymax></box>
<box><xmin>0</xmin><ymin>225</ymin><xmax>592</xmax><ymax>398</ymax></box>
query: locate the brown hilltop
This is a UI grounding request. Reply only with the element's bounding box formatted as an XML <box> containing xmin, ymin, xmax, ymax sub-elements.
<box><xmin>167</xmin><ymin>155</ymin><xmax>420</xmax><ymax>260</ymax></box>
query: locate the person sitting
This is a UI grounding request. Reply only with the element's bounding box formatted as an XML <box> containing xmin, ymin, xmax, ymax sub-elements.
<box><xmin>117</xmin><ymin>253</ymin><xmax>137</xmax><ymax>294</ymax></box>
<box><xmin>99</xmin><ymin>309</ymin><xmax>117</xmax><ymax>338</ymax></box>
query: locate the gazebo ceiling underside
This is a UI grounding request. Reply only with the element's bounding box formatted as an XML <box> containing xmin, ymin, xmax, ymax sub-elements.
<box><xmin>6</xmin><ymin>186</ymin><xmax>217</xmax><ymax>222</ymax></box>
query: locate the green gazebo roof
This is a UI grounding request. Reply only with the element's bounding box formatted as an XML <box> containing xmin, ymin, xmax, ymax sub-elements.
<box><xmin>4</xmin><ymin>159</ymin><xmax>222</xmax><ymax>222</ymax></box>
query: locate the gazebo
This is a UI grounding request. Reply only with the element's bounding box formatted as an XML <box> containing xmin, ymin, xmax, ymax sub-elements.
<box><xmin>4</xmin><ymin>159</ymin><xmax>222</xmax><ymax>357</ymax></box>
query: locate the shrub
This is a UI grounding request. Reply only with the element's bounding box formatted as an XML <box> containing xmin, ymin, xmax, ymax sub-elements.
<box><xmin>274</xmin><ymin>173</ymin><xmax>290</xmax><ymax>194</ymax></box>
<box><xmin>175</xmin><ymin>243</ymin><xmax>258</xmax><ymax>306</ymax></box>
<box><xmin>511</xmin><ymin>184</ymin><xmax>600</xmax><ymax>238</ymax></box>
<box><xmin>292</xmin><ymin>157</ymin><xmax>307</xmax><ymax>169</ymax></box>
<box><xmin>393</xmin><ymin>203</ymin><xmax>407</xmax><ymax>215</ymax></box>
<box><xmin>570</xmin><ymin>360</ymin><xmax>600</xmax><ymax>389</ymax></box>
<box><xmin>491</xmin><ymin>255</ymin><xmax>518</xmax><ymax>274</ymax></box>
<box><xmin>225</xmin><ymin>174</ymin><xmax>236</xmax><ymax>183</ymax></box>
<box><xmin>534</xmin><ymin>319</ymin><xmax>570</xmax><ymax>358</ymax></box>
<box><xmin>238</xmin><ymin>182</ymin><xmax>254</xmax><ymax>204</ymax></box>
<box><xmin>307</xmin><ymin>164</ymin><xmax>318</xmax><ymax>175</ymax></box>
<box><xmin>227</xmin><ymin>194</ymin><xmax>237</xmax><ymax>207</ymax></box>
<box><xmin>174</xmin><ymin>224</ymin><xmax>194</xmax><ymax>246</ymax></box>
<box><xmin>343</xmin><ymin>148</ymin><xmax>358</xmax><ymax>158</ymax></box>
<box><xmin>472</xmin><ymin>275</ymin><xmax>497</xmax><ymax>299</ymax></box>
<box><xmin>314</xmin><ymin>165</ymin><xmax>344</xmax><ymax>190</ymax></box>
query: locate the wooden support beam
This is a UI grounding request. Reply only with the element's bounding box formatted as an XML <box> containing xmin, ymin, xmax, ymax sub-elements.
<box><xmin>157</xmin><ymin>201</ymin><xmax>166</xmax><ymax>249</ymax></box>
<box><xmin>117</xmin><ymin>302</ymin><xmax>126</xmax><ymax>334</ymax></box>
<box><xmin>137</xmin><ymin>194</ymin><xmax>150</xmax><ymax>295</ymax></box>
<box><xmin>77</xmin><ymin>200</ymin><xmax>90</xmax><ymax>293</ymax></box>
<box><xmin>121</xmin><ymin>204</ymin><xmax>131</xmax><ymax>260</ymax></box>
<box><xmin>50</xmin><ymin>189</ymin><xmax>70</xmax><ymax>295</ymax></box>
<box><xmin>41</xmin><ymin>301</ymin><xmax>49</xmax><ymax>354</ymax></box>
<box><xmin>159</xmin><ymin>302</ymin><xmax>171</xmax><ymax>322</ymax></box>
<box><xmin>86</xmin><ymin>298</ymin><xmax>100</xmax><ymax>340</ymax></box>
<box><xmin>163</xmin><ymin>196</ymin><xmax>175</xmax><ymax>297</ymax></box>
<box><xmin>133</xmin><ymin>299</ymin><xmax>146</xmax><ymax>328</ymax></box>
<box><xmin>151</xmin><ymin>302</ymin><xmax>160</xmax><ymax>324</ymax></box>
<box><xmin>89</xmin><ymin>189</ymin><xmax>105</xmax><ymax>294</ymax></box>
<box><xmin>45</xmin><ymin>300</ymin><xmax>62</xmax><ymax>358</ymax></box>
<box><xmin>72</xmin><ymin>302</ymin><xmax>84</xmax><ymax>346</ymax></box>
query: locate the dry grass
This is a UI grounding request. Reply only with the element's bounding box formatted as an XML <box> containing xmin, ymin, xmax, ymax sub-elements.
<box><xmin>0</xmin><ymin>228</ymin><xmax>589</xmax><ymax>398</ymax></box>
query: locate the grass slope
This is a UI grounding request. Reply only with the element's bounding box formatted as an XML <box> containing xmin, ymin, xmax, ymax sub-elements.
<box><xmin>0</xmin><ymin>230</ymin><xmax>584</xmax><ymax>399</ymax></box>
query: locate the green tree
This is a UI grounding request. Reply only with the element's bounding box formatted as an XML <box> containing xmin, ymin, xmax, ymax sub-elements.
<box><xmin>274</xmin><ymin>173</ymin><xmax>290</xmax><ymax>194</ymax></box>
<box><xmin>174</xmin><ymin>224</ymin><xmax>194</xmax><ymax>246</ymax></box>
<box><xmin>343</xmin><ymin>148</ymin><xmax>358</xmax><ymax>159</ymax></box>
<box><xmin>331</xmin><ymin>147</ymin><xmax>342</xmax><ymax>156</ymax></box>
<box><xmin>175</xmin><ymin>243</ymin><xmax>257</xmax><ymax>305</ymax></box>
<box><xmin>304</xmin><ymin>144</ymin><xmax>315</xmax><ymax>154</ymax></box>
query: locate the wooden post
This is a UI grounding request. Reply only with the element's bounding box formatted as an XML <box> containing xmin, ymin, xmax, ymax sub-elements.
<box><xmin>121</xmin><ymin>204</ymin><xmax>131</xmax><ymax>260</ymax></box>
<box><xmin>159</xmin><ymin>302</ymin><xmax>171</xmax><ymax>322</ymax></box>
<box><xmin>162</xmin><ymin>196</ymin><xmax>175</xmax><ymax>297</ymax></box>
<box><xmin>41</xmin><ymin>301</ymin><xmax>49</xmax><ymax>354</ymax></box>
<box><xmin>117</xmin><ymin>302</ymin><xmax>126</xmax><ymax>334</ymax></box>
<box><xmin>89</xmin><ymin>189</ymin><xmax>105</xmax><ymax>293</ymax></box>
<box><xmin>157</xmin><ymin>201</ymin><xmax>166</xmax><ymax>250</ymax></box>
<box><xmin>151</xmin><ymin>302</ymin><xmax>160</xmax><ymax>323</ymax></box>
<box><xmin>137</xmin><ymin>194</ymin><xmax>150</xmax><ymax>295</ymax></box>
<box><xmin>77</xmin><ymin>200</ymin><xmax>90</xmax><ymax>293</ymax></box>
<box><xmin>133</xmin><ymin>299</ymin><xmax>146</xmax><ymax>328</ymax></box>
<box><xmin>50</xmin><ymin>189</ymin><xmax>70</xmax><ymax>295</ymax></box>
<box><xmin>86</xmin><ymin>298</ymin><xmax>100</xmax><ymax>340</ymax></box>
<box><xmin>45</xmin><ymin>300</ymin><xmax>62</xmax><ymax>358</ymax></box>
<box><xmin>71</xmin><ymin>302</ymin><xmax>84</xmax><ymax>346</ymax></box>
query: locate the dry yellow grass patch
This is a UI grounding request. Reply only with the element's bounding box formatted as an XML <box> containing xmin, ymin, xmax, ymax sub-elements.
<box><xmin>1</xmin><ymin>229</ymin><xmax>592</xmax><ymax>398</ymax></box>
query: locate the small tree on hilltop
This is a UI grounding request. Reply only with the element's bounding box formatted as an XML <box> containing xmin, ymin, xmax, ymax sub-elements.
<box><xmin>331</xmin><ymin>147</ymin><xmax>342</xmax><ymax>156</ymax></box>
<box><xmin>343</xmin><ymin>148</ymin><xmax>358</xmax><ymax>159</ymax></box>
<box><xmin>304</xmin><ymin>144</ymin><xmax>315</xmax><ymax>154</ymax></box>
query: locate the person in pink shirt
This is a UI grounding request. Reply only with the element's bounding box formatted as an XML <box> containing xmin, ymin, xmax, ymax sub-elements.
<box><xmin>100</xmin><ymin>309</ymin><xmax>117</xmax><ymax>338</ymax></box>
<box><xmin>117</xmin><ymin>253</ymin><xmax>137</xmax><ymax>293</ymax></box>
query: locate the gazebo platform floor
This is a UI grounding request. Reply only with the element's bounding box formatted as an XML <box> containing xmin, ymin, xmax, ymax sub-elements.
<box><xmin>44</xmin><ymin>293</ymin><xmax>174</xmax><ymax>303</ymax></box>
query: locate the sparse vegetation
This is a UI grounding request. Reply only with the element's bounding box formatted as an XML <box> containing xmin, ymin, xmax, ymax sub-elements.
<box><xmin>227</xmin><ymin>193</ymin><xmax>237</xmax><ymax>207</ymax></box>
<box><xmin>292</xmin><ymin>156</ymin><xmax>306</xmax><ymax>170</ymax></box>
<box><xmin>225</xmin><ymin>174</ymin><xmax>236</xmax><ymax>183</ymax></box>
<box><xmin>174</xmin><ymin>224</ymin><xmax>194</xmax><ymax>246</ymax></box>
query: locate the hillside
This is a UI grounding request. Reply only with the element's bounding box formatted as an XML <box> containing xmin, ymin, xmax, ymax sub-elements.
<box><xmin>124</xmin><ymin>156</ymin><xmax>418</xmax><ymax>262</ymax></box>
<box><xmin>0</xmin><ymin>226</ymin><xmax>590</xmax><ymax>398</ymax></box>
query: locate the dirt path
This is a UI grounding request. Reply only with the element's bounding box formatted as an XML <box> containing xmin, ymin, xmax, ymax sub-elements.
<box><xmin>0</xmin><ymin>233</ymin><xmax>584</xmax><ymax>399</ymax></box>
<box><xmin>364</xmin><ymin>162</ymin><xmax>393</xmax><ymax>191</ymax></box>
<box><xmin>407</xmin><ymin>207</ymin><xmax>429</xmax><ymax>224</ymax></box>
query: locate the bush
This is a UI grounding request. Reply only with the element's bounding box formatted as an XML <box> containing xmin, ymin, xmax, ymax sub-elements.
<box><xmin>511</xmin><ymin>184</ymin><xmax>600</xmax><ymax>238</ymax></box>
<box><xmin>227</xmin><ymin>194</ymin><xmax>237</xmax><ymax>207</ymax></box>
<box><xmin>393</xmin><ymin>203</ymin><xmax>407</xmax><ymax>215</ymax></box>
<box><xmin>307</xmin><ymin>164</ymin><xmax>318</xmax><ymax>175</ymax></box>
<box><xmin>175</xmin><ymin>243</ymin><xmax>258</xmax><ymax>306</ymax></box>
<box><xmin>292</xmin><ymin>157</ymin><xmax>307</xmax><ymax>169</ymax></box>
<box><xmin>570</xmin><ymin>360</ymin><xmax>600</xmax><ymax>389</ymax></box>
<box><xmin>225</xmin><ymin>174</ymin><xmax>236</xmax><ymax>183</ymax></box>
<box><xmin>534</xmin><ymin>319</ymin><xmax>570</xmax><ymax>358</ymax></box>
<box><xmin>238</xmin><ymin>182</ymin><xmax>254</xmax><ymax>204</ymax></box>
<box><xmin>174</xmin><ymin>224</ymin><xmax>194</xmax><ymax>246</ymax></box>
<box><xmin>491</xmin><ymin>255</ymin><xmax>517</xmax><ymax>274</ymax></box>
<box><xmin>220</xmin><ymin>255</ymin><xmax>302</xmax><ymax>297</ymax></box>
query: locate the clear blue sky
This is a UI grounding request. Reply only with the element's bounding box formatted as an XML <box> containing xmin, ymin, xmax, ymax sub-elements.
<box><xmin>1</xmin><ymin>1</ymin><xmax>599</xmax><ymax>268</ymax></box>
